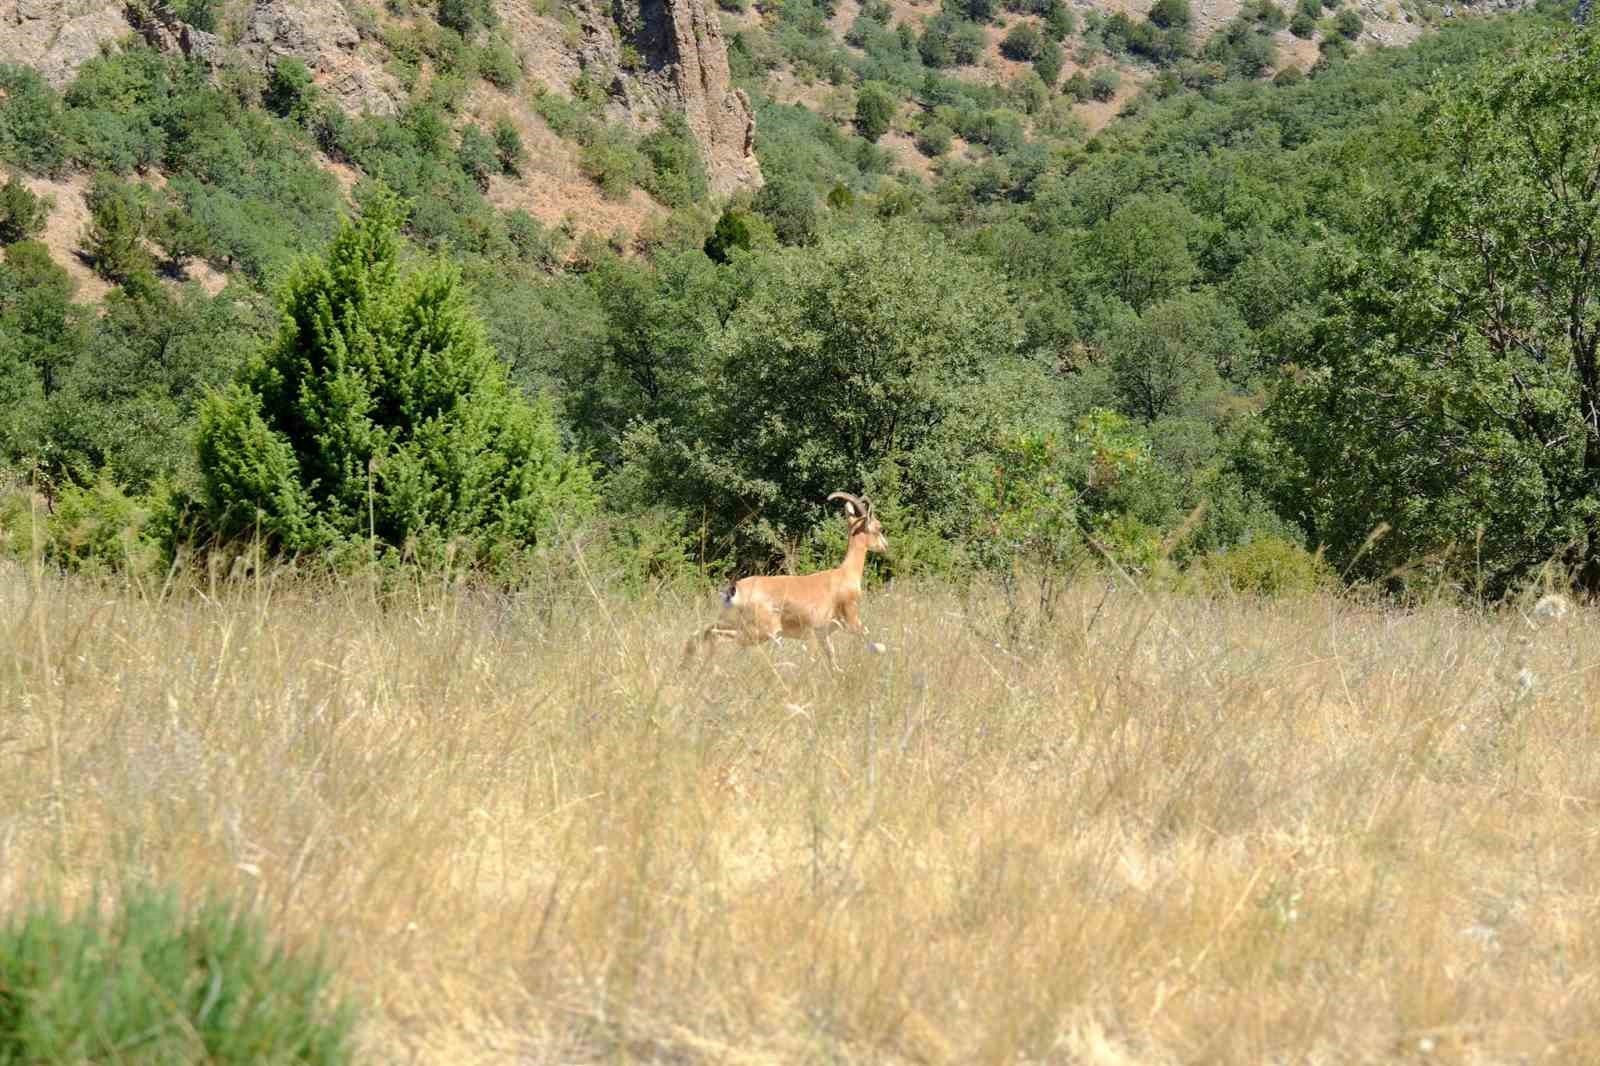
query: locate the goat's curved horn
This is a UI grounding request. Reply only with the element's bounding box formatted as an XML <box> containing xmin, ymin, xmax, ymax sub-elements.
<box><xmin>827</xmin><ymin>491</ymin><xmax>866</xmax><ymax>516</ymax></box>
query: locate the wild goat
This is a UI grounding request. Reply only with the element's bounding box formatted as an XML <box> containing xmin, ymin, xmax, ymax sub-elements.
<box><xmin>687</xmin><ymin>492</ymin><xmax>888</xmax><ymax>661</ymax></box>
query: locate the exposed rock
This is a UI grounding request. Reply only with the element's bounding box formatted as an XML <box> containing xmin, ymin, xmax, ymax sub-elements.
<box><xmin>526</xmin><ymin>0</ymin><xmax>762</xmax><ymax>198</ymax></box>
<box><xmin>241</xmin><ymin>0</ymin><xmax>400</xmax><ymax>116</ymax></box>
<box><xmin>660</xmin><ymin>0</ymin><xmax>761</xmax><ymax>197</ymax></box>
<box><xmin>0</xmin><ymin>0</ymin><xmax>132</xmax><ymax>88</ymax></box>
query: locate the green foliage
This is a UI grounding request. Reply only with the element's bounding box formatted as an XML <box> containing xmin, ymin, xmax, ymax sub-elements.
<box><xmin>1334</xmin><ymin>7</ymin><xmax>1364</xmax><ymax>38</ymax></box>
<box><xmin>1267</xmin><ymin>23</ymin><xmax>1600</xmax><ymax>593</ymax></box>
<box><xmin>704</xmin><ymin>207</ymin><xmax>776</xmax><ymax>262</ymax></box>
<box><xmin>492</xmin><ymin>117</ymin><xmax>526</xmax><ymax>175</ymax></box>
<box><xmin>189</xmin><ymin>192</ymin><xmax>593</xmax><ymax>566</ymax></box>
<box><xmin>83</xmin><ymin>175</ymin><xmax>153</xmax><ymax>285</ymax></box>
<box><xmin>1191</xmin><ymin>534</ymin><xmax>1332</xmax><ymax>595</ymax></box>
<box><xmin>150</xmin><ymin>199</ymin><xmax>210</xmax><ymax>273</ymax></box>
<box><xmin>1001</xmin><ymin>22</ymin><xmax>1045</xmax><ymax>60</ymax></box>
<box><xmin>1089</xmin><ymin>66</ymin><xmax>1121</xmax><ymax>101</ymax></box>
<box><xmin>0</xmin><ymin>177</ymin><xmax>47</xmax><ymax>245</ymax></box>
<box><xmin>1149</xmin><ymin>0</ymin><xmax>1192</xmax><ymax>29</ymax></box>
<box><xmin>457</xmin><ymin>123</ymin><xmax>499</xmax><ymax>190</ymax></box>
<box><xmin>916</xmin><ymin>120</ymin><xmax>955</xmax><ymax>156</ymax></box>
<box><xmin>617</xmin><ymin>223</ymin><xmax>1028</xmax><ymax>562</ymax></box>
<box><xmin>0</xmin><ymin>65</ymin><xmax>69</xmax><ymax>176</ymax></box>
<box><xmin>23</xmin><ymin>472</ymin><xmax>157</xmax><ymax>575</ymax></box>
<box><xmin>1088</xmin><ymin>193</ymin><xmax>1197</xmax><ymax>312</ymax></box>
<box><xmin>639</xmin><ymin>112</ymin><xmax>710</xmax><ymax>208</ymax></box>
<box><xmin>754</xmin><ymin>170</ymin><xmax>822</xmax><ymax>244</ymax></box>
<box><xmin>855</xmin><ymin>83</ymin><xmax>898</xmax><ymax>142</ymax></box>
<box><xmin>1045</xmin><ymin>0</ymin><xmax>1075</xmax><ymax>39</ymax></box>
<box><xmin>1034</xmin><ymin>37</ymin><xmax>1065</xmax><ymax>85</ymax></box>
<box><xmin>264</xmin><ymin>59</ymin><xmax>316</xmax><ymax>123</ymax></box>
<box><xmin>0</xmin><ymin>884</ymin><xmax>356</xmax><ymax>1063</ymax></box>
<box><xmin>1105</xmin><ymin>291</ymin><xmax>1245</xmax><ymax>422</ymax></box>
<box><xmin>1290</xmin><ymin>10</ymin><xmax>1317</xmax><ymax>36</ymax></box>
<box><xmin>476</xmin><ymin>36</ymin><xmax>523</xmax><ymax>89</ymax></box>
<box><xmin>581</xmin><ymin>129</ymin><xmax>647</xmax><ymax>200</ymax></box>
<box><xmin>438</xmin><ymin>0</ymin><xmax>498</xmax><ymax>35</ymax></box>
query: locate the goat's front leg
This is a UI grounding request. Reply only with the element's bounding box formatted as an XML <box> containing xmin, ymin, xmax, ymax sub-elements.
<box><xmin>841</xmin><ymin>601</ymin><xmax>887</xmax><ymax>654</ymax></box>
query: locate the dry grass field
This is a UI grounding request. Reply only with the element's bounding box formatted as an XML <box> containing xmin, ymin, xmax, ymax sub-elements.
<box><xmin>3</xmin><ymin>557</ymin><xmax>1599</xmax><ymax>1064</ymax></box>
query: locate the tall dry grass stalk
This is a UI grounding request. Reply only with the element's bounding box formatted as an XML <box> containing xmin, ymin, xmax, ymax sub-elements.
<box><xmin>3</xmin><ymin>559</ymin><xmax>1599</xmax><ymax>1063</ymax></box>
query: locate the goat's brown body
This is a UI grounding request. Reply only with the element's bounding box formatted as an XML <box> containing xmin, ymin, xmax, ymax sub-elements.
<box><xmin>688</xmin><ymin>493</ymin><xmax>887</xmax><ymax>660</ymax></box>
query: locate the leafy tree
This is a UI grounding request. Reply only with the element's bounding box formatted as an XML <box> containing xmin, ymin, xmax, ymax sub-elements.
<box><xmin>1334</xmin><ymin>8</ymin><xmax>1363</xmax><ymax>38</ymax></box>
<box><xmin>437</xmin><ymin>0</ymin><xmax>497</xmax><ymax>36</ymax></box>
<box><xmin>457</xmin><ymin>124</ymin><xmax>499</xmax><ymax>190</ymax></box>
<box><xmin>1034</xmin><ymin>37</ymin><xmax>1065</xmax><ymax>85</ymax></box>
<box><xmin>0</xmin><ymin>241</ymin><xmax>82</xmax><ymax>465</ymax></box>
<box><xmin>0</xmin><ymin>65</ymin><xmax>69</xmax><ymax>176</ymax></box>
<box><xmin>1268</xmin><ymin>26</ymin><xmax>1600</xmax><ymax>592</ymax></box>
<box><xmin>1001</xmin><ymin>22</ymin><xmax>1045</xmax><ymax>60</ymax></box>
<box><xmin>492</xmin><ymin>117</ymin><xmax>526</xmax><ymax>175</ymax></box>
<box><xmin>639</xmin><ymin>112</ymin><xmax>710</xmax><ymax>208</ymax></box>
<box><xmin>916</xmin><ymin>121</ymin><xmax>955</xmax><ymax>156</ymax></box>
<box><xmin>1044</xmin><ymin>0</ymin><xmax>1075</xmax><ymax>39</ymax></box>
<box><xmin>1089</xmin><ymin>66</ymin><xmax>1121</xmax><ymax>101</ymax></box>
<box><xmin>263</xmin><ymin>59</ymin><xmax>316</xmax><ymax>124</ymax></box>
<box><xmin>0</xmin><ymin>177</ymin><xmax>48</xmax><ymax>244</ymax></box>
<box><xmin>1088</xmin><ymin>193</ymin><xmax>1198</xmax><ymax>312</ymax></box>
<box><xmin>1105</xmin><ymin>291</ymin><xmax>1244</xmax><ymax>422</ymax></box>
<box><xmin>854</xmin><ymin>83</ymin><xmax>897</xmax><ymax>142</ymax></box>
<box><xmin>618</xmin><ymin>223</ymin><xmax>1027</xmax><ymax>561</ymax></box>
<box><xmin>150</xmin><ymin>201</ymin><xmax>209</xmax><ymax>274</ymax></box>
<box><xmin>188</xmin><ymin>192</ymin><xmax>593</xmax><ymax>564</ymax></box>
<box><xmin>705</xmin><ymin>207</ymin><xmax>777</xmax><ymax>262</ymax></box>
<box><xmin>1289</xmin><ymin>11</ymin><xmax>1317</xmax><ymax>38</ymax></box>
<box><xmin>82</xmin><ymin>176</ymin><xmax>152</xmax><ymax>285</ymax></box>
<box><xmin>755</xmin><ymin>171</ymin><xmax>821</xmax><ymax>245</ymax></box>
<box><xmin>1149</xmin><ymin>0</ymin><xmax>1192</xmax><ymax>28</ymax></box>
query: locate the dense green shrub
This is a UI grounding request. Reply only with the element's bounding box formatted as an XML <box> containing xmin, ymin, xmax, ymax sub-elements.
<box><xmin>1149</xmin><ymin>0</ymin><xmax>1192</xmax><ymax>28</ymax></box>
<box><xmin>1334</xmin><ymin>8</ymin><xmax>1363</xmax><ymax>38</ymax></box>
<box><xmin>0</xmin><ymin>65</ymin><xmax>69</xmax><ymax>176</ymax></box>
<box><xmin>82</xmin><ymin>175</ymin><xmax>153</xmax><ymax>285</ymax></box>
<box><xmin>639</xmin><ymin>112</ymin><xmax>710</xmax><ymax>208</ymax></box>
<box><xmin>855</xmin><ymin>83</ymin><xmax>898</xmax><ymax>141</ymax></box>
<box><xmin>0</xmin><ymin>177</ymin><xmax>47</xmax><ymax>245</ymax></box>
<box><xmin>916</xmin><ymin>120</ymin><xmax>955</xmax><ymax>156</ymax></box>
<box><xmin>1001</xmin><ymin>22</ymin><xmax>1045</xmax><ymax>60</ymax></box>
<box><xmin>1191</xmin><ymin>535</ymin><xmax>1332</xmax><ymax>595</ymax></box>
<box><xmin>492</xmin><ymin>117</ymin><xmax>526</xmax><ymax>174</ymax></box>
<box><xmin>1290</xmin><ymin>10</ymin><xmax>1317</xmax><ymax>37</ymax></box>
<box><xmin>1089</xmin><ymin>66</ymin><xmax>1120</xmax><ymax>100</ymax></box>
<box><xmin>457</xmin><ymin>124</ymin><xmax>499</xmax><ymax>189</ymax></box>
<box><xmin>0</xmin><ymin>884</ymin><xmax>357</xmax><ymax>1064</ymax></box>
<box><xmin>187</xmin><ymin>192</ymin><xmax>593</xmax><ymax>566</ymax></box>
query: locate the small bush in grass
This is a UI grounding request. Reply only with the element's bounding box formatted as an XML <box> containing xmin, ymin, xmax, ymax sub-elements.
<box><xmin>916</xmin><ymin>120</ymin><xmax>955</xmax><ymax>156</ymax></box>
<box><xmin>1001</xmin><ymin>21</ymin><xmax>1045</xmax><ymax>60</ymax></box>
<box><xmin>1193</xmin><ymin>535</ymin><xmax>1333</xmax><ymax>596</ymax></box>
<box><xmin>0</xmin><ymin>883</ymin><xmax>358</xmax><ymax>1064</ymax></box>
<box><xmin>1089</xmin><ymin>66</ymin><xmax>1120</xmax><ymax>100</ymax></box>
<box><xmin>31</xmin><ymin>474</ymin><xmax>158</xmax><ymax>576</ymax></box>
<box><xmin>493</xmin><ymin>117</ymin><xmax>526</xmax><ymax>174</ymax></box>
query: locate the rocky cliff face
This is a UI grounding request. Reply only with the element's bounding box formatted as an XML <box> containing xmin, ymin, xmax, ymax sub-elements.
<box><xmin>0</xmin><ymin>0</ymin><xmax>759</xmax><ymax>196</ymax></box>
<box><xmin>0</xmin><ymin>0</ymin><xmax>130</xmax><ymax>87</ymax></box>
<box><xmin>521</xmin><ymin>0</ymin><xmax>762</xmax><ymax>198</ymax></box>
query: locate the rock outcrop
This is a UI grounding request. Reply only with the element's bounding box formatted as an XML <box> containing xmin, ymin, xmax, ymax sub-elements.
<box><xmin>240</xmin><ymin>0</ymin><xmax>399</xmax><ymax>117</ymax></box>
<box><xmin>523</xmin><ymin>0</ymin><xmax>762</xmax><ymax>198</ymax></box>
<box><xmin>659</xmin><ymin>0</ymin><xmax>760</xmax><ymax>198</ymax></box>
<box><xmin>0</xmin><ymin>0</ymin><xmax>131</xmax><ymax>88</ymax></box>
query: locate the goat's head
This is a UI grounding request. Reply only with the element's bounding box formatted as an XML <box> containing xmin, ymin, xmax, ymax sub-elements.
<box><xmin>828</xmin><ymin>492</ymin><xmax>888</xmax><ymax>553</ymax></box>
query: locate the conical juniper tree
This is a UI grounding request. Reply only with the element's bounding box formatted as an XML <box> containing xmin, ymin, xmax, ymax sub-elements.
<box><xmin>190</xmin><ymin>191</ymin><xmax>593</xmax><ymax>565</ymax></box>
